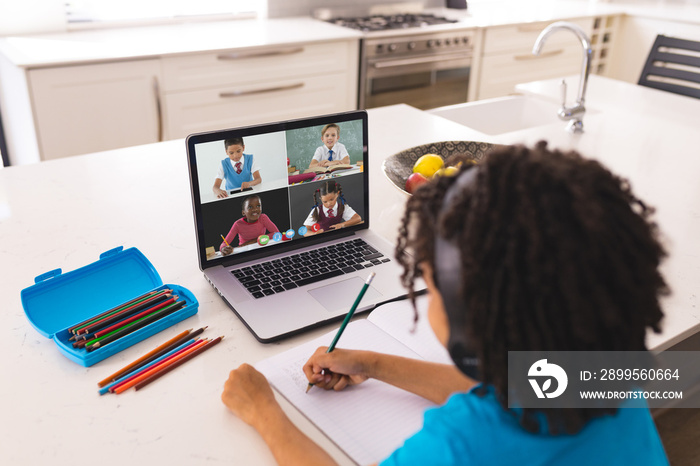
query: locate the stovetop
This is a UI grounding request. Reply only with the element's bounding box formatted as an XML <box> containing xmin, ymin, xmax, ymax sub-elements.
<box><xmin>328</xmin><ymin>13</ymin><xmax>457</xmax><ymax>33</ymax></box>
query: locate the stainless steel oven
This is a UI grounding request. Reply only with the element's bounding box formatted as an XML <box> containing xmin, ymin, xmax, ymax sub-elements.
<box><xmin>360</xmin><ymin>30</ymin><xmax>475</xmax><ymax>110</ymax></box>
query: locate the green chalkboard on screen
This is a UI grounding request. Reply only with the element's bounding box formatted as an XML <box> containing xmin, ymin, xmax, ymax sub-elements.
<box><xmin>285</xmin><ymin>120</ymin><xmax>364</xmax><ymax>171</ymax></box>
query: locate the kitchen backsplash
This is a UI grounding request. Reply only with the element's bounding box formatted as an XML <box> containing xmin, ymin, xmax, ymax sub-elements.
<box><xmin>267</xmin><ymin>0</ymin><xmax>444</xmax><ymax>18</ymax></box>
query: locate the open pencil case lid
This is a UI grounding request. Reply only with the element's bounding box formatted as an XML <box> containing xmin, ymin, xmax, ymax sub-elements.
<box><xmin>20</xmin><ymin>246</ymin><xmax>198</xmax><ymax>367</ymax></box>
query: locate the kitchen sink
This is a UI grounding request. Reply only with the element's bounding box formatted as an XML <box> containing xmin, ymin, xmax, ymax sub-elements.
<box><xmin>429</xmin><ymin>95</ymin><xmax>571</xmax><ymax>135</ymax></box>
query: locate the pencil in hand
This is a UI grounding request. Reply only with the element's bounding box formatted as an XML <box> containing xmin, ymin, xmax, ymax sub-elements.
<box><xmin>306</xmin><ymin>272</ymin><xmax>375</xmax><ymax>393</ymax></box>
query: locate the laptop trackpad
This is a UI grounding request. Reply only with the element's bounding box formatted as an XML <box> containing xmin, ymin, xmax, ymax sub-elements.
<box><xmin>308</xmin><ymin>277</ymin><xmax>383</xmax><ymax>313</ymax></box>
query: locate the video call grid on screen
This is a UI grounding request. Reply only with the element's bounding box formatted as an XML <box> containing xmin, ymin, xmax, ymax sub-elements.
<box><xmin>186</xmin><ymin>112</ymin><xmax>369</xmax><ymax>266</ymax></box>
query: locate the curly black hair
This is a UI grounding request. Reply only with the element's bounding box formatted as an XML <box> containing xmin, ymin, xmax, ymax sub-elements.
<box><xmin>395</xmin><ymin>141</ymin><xmax>669</xmax><ymax>434</ymax></box>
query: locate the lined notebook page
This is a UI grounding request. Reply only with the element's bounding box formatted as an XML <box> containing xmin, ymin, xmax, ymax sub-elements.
<box><xmin>367</xmin><ymin>295</ymin><xmax>453</xmax><ymax>365</ymax></box>
<box><xmin>256</xmin><ymin>318</ymin><xmax>436</xmax><ymax>465</ymax></box>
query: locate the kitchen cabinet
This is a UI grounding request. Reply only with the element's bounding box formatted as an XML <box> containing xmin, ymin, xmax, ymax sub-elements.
<box><xmin>160</xmin><ymin>41</ymin><xmax>358</xmax><ymax>138</ymax></box>
<box><xmin>473</xmin><ymin>16</ymin><xmax>619</xmax><ymax>101</ymax></box>
<box><xmin>28</xmin><ymin>60</ymin><xmax>162</xmax><ymax>160</ymax></box>
<box><xmin>0</xmin><ymin>37</ymin><xmax>358</xmax><ymax>164</ymax></box>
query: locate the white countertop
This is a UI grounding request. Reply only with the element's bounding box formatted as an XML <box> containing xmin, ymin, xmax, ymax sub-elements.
<box><xmin>1</xmin><ymin>76</ymin><xmax>699</xmax><ymax>464</ymax></box>
<box><xmin>4</xmin><ymin>0</ymin><xmax>700</xmax><ymax>68</ymax></box>
<box><xmin>0</xmin><ymin>17</ymin><xmax>362</xmax><ymax>68</ymax></box>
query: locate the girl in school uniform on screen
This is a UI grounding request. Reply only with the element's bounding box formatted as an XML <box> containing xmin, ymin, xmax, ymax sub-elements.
<box><xmin>221</xmin><ymin>142</ymin><xmax>669</xmax><ymax>466</ymax></box>
<box><xmin>302</xmin><ymin>180</ymin><xmax>362</xmax><ymax>235</ymax></box>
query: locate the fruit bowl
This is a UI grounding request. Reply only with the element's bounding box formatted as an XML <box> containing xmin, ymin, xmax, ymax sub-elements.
<box><xmin>382</xmin><ymin>141</ymin><xmax>501</xmax><ymax>195</ymax></box>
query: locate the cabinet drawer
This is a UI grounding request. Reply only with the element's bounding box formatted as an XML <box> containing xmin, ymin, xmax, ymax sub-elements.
<box><xmin>161</xmin><ymin>41</ymin><xmax>356</xmax><ymax>92</ymax></box>
<box><xmin>483</xmin><ymin>18</ymin><xmax>593</xmax><ymax>55</ymax></box>
<box><xmin>477</xmin><ymin>44</ymin><xmax>582</xmax><ymax>100</ymax></box>
<box><xmin>162</xmin><ymin>72</ymin><xmax>354</xmax><ymax>138</ymax></box>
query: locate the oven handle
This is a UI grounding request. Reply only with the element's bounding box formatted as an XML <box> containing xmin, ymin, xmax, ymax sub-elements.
<box><xmin>371</xmin><ymin>53</ymin><xmax>472</xmax><ymax>69</ymax></box>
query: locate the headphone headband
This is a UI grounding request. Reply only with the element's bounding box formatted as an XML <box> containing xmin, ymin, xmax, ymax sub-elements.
<box><xmin>434</xmin><ymin>167</ymin><xmax>480</xmax><ymax>379</ymax></box>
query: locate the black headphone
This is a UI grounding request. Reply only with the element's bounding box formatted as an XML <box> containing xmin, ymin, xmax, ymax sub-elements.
<box><xmin>434</xmin><ymin>167</ymin><xmax>480</xmax><ymax>379</ymax></box>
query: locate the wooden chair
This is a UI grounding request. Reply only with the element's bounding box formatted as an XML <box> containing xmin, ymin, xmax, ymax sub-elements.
<box><xmin>638</xmin><ymin>34</ymin><xmax>700</xmax><ymax>99</ymax></box>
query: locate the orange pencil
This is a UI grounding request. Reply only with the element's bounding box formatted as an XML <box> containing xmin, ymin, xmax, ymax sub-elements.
<box><xmin>97</xmin><ymin>328</ymin><xmax>192</xmax><ymax>387</ymax></box>
<box><xmin>113</xmin><ymin>339</ymin><xmax>208</xmax><ymax>394</ymax></box>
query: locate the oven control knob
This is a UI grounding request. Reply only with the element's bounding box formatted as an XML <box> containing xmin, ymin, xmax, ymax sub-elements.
<box><xmin>463</xmin><ymin>36</ymin><xmax>470</xmax><ymax>44</ymax></box>
<box><xmin>388</xmin><ymin>43</ymin><xmax>398</xmax><ymax>52</ymax></box>
<box><xmin>376</xmin><ymin>44</ymin><xmax>384</xmax><ymax>53</ymax></box>
<box><xmin>445</xmin><ymin>38</ymin><xmax>452</xmax><ymax>46</ymax></box>
<box><xmin>435</xmin><ymin>39</ymin><xmax>442</xmax><ymax>46</ymax></box>
<box><xmin>408</xmin><ymin>41</ymin><xmax>416</xmax><ymax>50</ymax></box>
<box><xmin>427</xmin><ymin>40</ymin><xmax>434</xmax><ymax>47</ymax></box>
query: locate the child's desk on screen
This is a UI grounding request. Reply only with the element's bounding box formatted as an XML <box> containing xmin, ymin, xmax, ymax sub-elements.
<box><xmin>255</xmin><ymin>295</ymin><xmax>452</xmax><ymax>465</ymax></box>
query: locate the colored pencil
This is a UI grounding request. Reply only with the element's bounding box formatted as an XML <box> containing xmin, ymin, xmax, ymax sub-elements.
<box><xmin>306</xmin><ymin>272</ymin><xmax>376</xmax><ymax>393</ymax></box>
<box><xmin>74</xmin><ymin>291</ymin><xmax>172</xmax><ymax>335</ymax></box>
<box><xmin>97</xmin><ymin>328</ymin><xmax>192</xmax><ymax>387</ymax></box>
<box><xmin>134</xmin><ymin>336</ymin><xmax>223</xmax><ymax>391</ymax></box>
<box><xmin>74</xmin><ymin>295</ymin><xmax>175</xmax><ymax>345</ymax></box>
<box><xmin>113</xmin><ymin>339</ymin><xmax>209</xmax><ymax>394</ymax></box>
<box><xmin>67</xmin><ymin>289</ymin><xmax>163</xmax><ymax>333</ymax></box>
<box><xmin>80</xmin><ymin>297</ymin><xmax>180</xmax><ymax>348</ymax></box>
<box><xmin>100</xmin><ymin>339</ymin><xmax>199</xmax><ymax>395</ymax></box>
<box><xmin>86</xmin><ymin>301</ymin><xmax>186</xmax><ymax>351</ymax></box>
<box><xmin>221</xmin><ymin>234</ymin><xmax>230</xmax><ymax>247</ymax></box>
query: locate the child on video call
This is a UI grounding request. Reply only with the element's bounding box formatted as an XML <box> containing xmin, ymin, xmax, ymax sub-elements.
<box><xmin>220</xmin><ymin>195</ymin><xmax>279</xmax><ymax>255</ymax></box>
<box><xmin>309</xmin><ymin>123</ymin><xmax>351</xmax><ymax>168</ymax></box>
<box><xmin>221</xmin><ymin>142</ymin><xmax>669</xmax><ymax>465</ymax></box>
<box><xmin>302</xmin><ymin>180</ymin><xmax>362</xmax><ymax>235</ymax></box>
<box><xmin>213</xmin><ymin>137</ymin><xmax>262</xmax><ymax>198</ymax></box>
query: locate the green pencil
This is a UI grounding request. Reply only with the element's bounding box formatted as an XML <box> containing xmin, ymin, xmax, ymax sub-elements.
<box><xmin>306</xmin><ymin>272</ymin><xmax>376</xmax><ymax>393</ymax></box>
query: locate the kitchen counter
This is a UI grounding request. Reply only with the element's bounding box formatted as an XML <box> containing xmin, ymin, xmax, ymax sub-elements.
<box><xmin>0</xmin><ymin>17</ymin><xmax>362</xmax><ymax>68</ymax></box>
<box><xmin>4</xmin><ymin>0</ymin><xmax>700</xmax><ymax>68</ymax></box>
<box><xmin>1</xmin><ymin>75</ymin><xmax>698</xmax><ymax>464</ymax></box>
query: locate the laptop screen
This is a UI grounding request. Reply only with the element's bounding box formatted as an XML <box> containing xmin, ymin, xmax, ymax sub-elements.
<box><xmin>185</xmin><ymin>111</ymin><xmax>369</xmax><ymax>269</ymax></box>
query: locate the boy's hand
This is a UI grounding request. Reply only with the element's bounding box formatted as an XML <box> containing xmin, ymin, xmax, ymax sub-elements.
<box><xmin>214</xmin><ymin>187</ymin><xmax>228</xmax><ymax>198</ymax></box>
<box><xmin>303</xmin><ymin>347</ymin><xmax>372</xmax><ymax>391</ymax></box>
<box><xmin>221</xmin><ymin>245</ymin><xmax>234</xmax><ymax>255</ymax></box>
<box><xmin>241</xmin><ymin>181</ymin><xmax>251</xmax><ymax>189</ymax></box>
<box><xmin>222</xmin><ymin>364</ymin><xmax>280</xmax><ymax>428</ymax></box>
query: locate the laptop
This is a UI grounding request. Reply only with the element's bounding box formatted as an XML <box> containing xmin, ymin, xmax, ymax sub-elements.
<box><xmin>185</xmin><ymin>110</ymin><xmax>408</xmax><ymax>342</ymax></box>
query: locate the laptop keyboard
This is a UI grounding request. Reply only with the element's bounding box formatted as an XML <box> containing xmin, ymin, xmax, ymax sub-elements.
<box><xmin>230</xmin><ymin>238</ymin><xmax>390</xmax><ymax>299</ymax></box>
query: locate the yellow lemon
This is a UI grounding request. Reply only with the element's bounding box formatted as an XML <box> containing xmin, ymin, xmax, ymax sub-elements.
<box><xmin>413</xmin><ymin>154</ymin><xmax>444</xmax><ymax>178</ymax></box>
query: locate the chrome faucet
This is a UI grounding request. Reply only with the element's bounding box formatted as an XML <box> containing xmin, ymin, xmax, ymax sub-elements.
<box><xmin>532</xmin><ymin>21</ymin><xmax>593</xmax><ymax>133</ymax></box>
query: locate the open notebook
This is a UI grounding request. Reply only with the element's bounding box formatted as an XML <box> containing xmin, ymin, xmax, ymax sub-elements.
<box><xmin>255</xmin><ymin>295</ymin><xmax>453</xmax><ymax>465</ymax></box>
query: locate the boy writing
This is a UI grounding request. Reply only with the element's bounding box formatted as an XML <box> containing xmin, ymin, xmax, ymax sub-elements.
<box><xmin>309</xmin><ymin>124</ymin><xmax>350</xmax><ymax>169</ymax></box>
<box><xmin>222</xmin><ymin>142</ymin><xmax>669</xmax><ymax>465</ymax></box>
<box><xmin>213</xmin><ymin>137</ymin><xmax>261</xmax><ymax>199</ymax></box>
<box><xmin>220</xmin><ymin>195</ymin><xmax>279</xmax><ymax>255</ymax></box>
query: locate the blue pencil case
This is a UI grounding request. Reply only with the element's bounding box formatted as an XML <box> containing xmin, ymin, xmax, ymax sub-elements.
<box><xmin>20</xmin><ymin>246</ymin><xmax>198</xmax><ymax>367</ymax></box>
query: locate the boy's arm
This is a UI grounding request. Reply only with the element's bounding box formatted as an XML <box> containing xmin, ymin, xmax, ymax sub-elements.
<box><xmin>241</xmin><ymin>171</ymin><xmax>261</xmax><ymax>189</ymax></box>
<box><xmin>222</xmin><ymin>364</ymin><xmax>339</xmax><ymax>466</ymax></box>
<box><xmin>213</xmin><ymin>178</ymin><xmax>228</xmax><ymax>198</ymax></box>
<box><xmin>340</xmin><ymin>155</ymin><xmax>350</xmax><ymax>165</ymax></box>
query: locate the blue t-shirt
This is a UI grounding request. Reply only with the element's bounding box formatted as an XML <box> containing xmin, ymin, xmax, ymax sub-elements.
<box><xmin>380</xmin><ymin>385</ymin><xmax>668</xmax><ymax>466</ymax></box>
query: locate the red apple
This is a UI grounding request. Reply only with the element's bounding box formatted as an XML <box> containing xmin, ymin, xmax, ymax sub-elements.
<box><xmin>405</xmin><ymin>172</ymin><xmax>428</xmax><ymax>194</ymax></box>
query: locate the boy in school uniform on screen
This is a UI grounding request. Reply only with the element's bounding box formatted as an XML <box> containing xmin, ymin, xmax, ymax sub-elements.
<box><xmin>213</xmin><ymin>137</ymin><xmax>261</xmax><ymax>199</ymax></box>
<box><xmin>221</xmin><ymin>142</ymin><xmax>669</xmax><ymax>465</ymax></box>
<box><xmin>309</xmin><ymin>124</ymin><xmax>350</xmax><ymax>169</ymax></box>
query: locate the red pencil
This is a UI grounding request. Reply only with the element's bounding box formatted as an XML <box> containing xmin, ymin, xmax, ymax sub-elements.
<box><xmin>75</xmin><ymin>290</ymin><xmax>172</xmax><ymax>335</ymax></box>
<box><xmin>134</xmin><ymin>336</ymin><xmax>224</xmax><ymax>391</ymax></box>
<box><xmin>92</xmin><ymin>297</ymin><xmax>178</xmax><ymax>338</ymax></box>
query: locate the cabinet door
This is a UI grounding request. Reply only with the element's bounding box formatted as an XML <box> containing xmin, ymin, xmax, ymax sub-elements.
<box><xmin>29</xmin><ymin>60</ymin><xmax>162</xmax><ymax>160</ymax></box>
